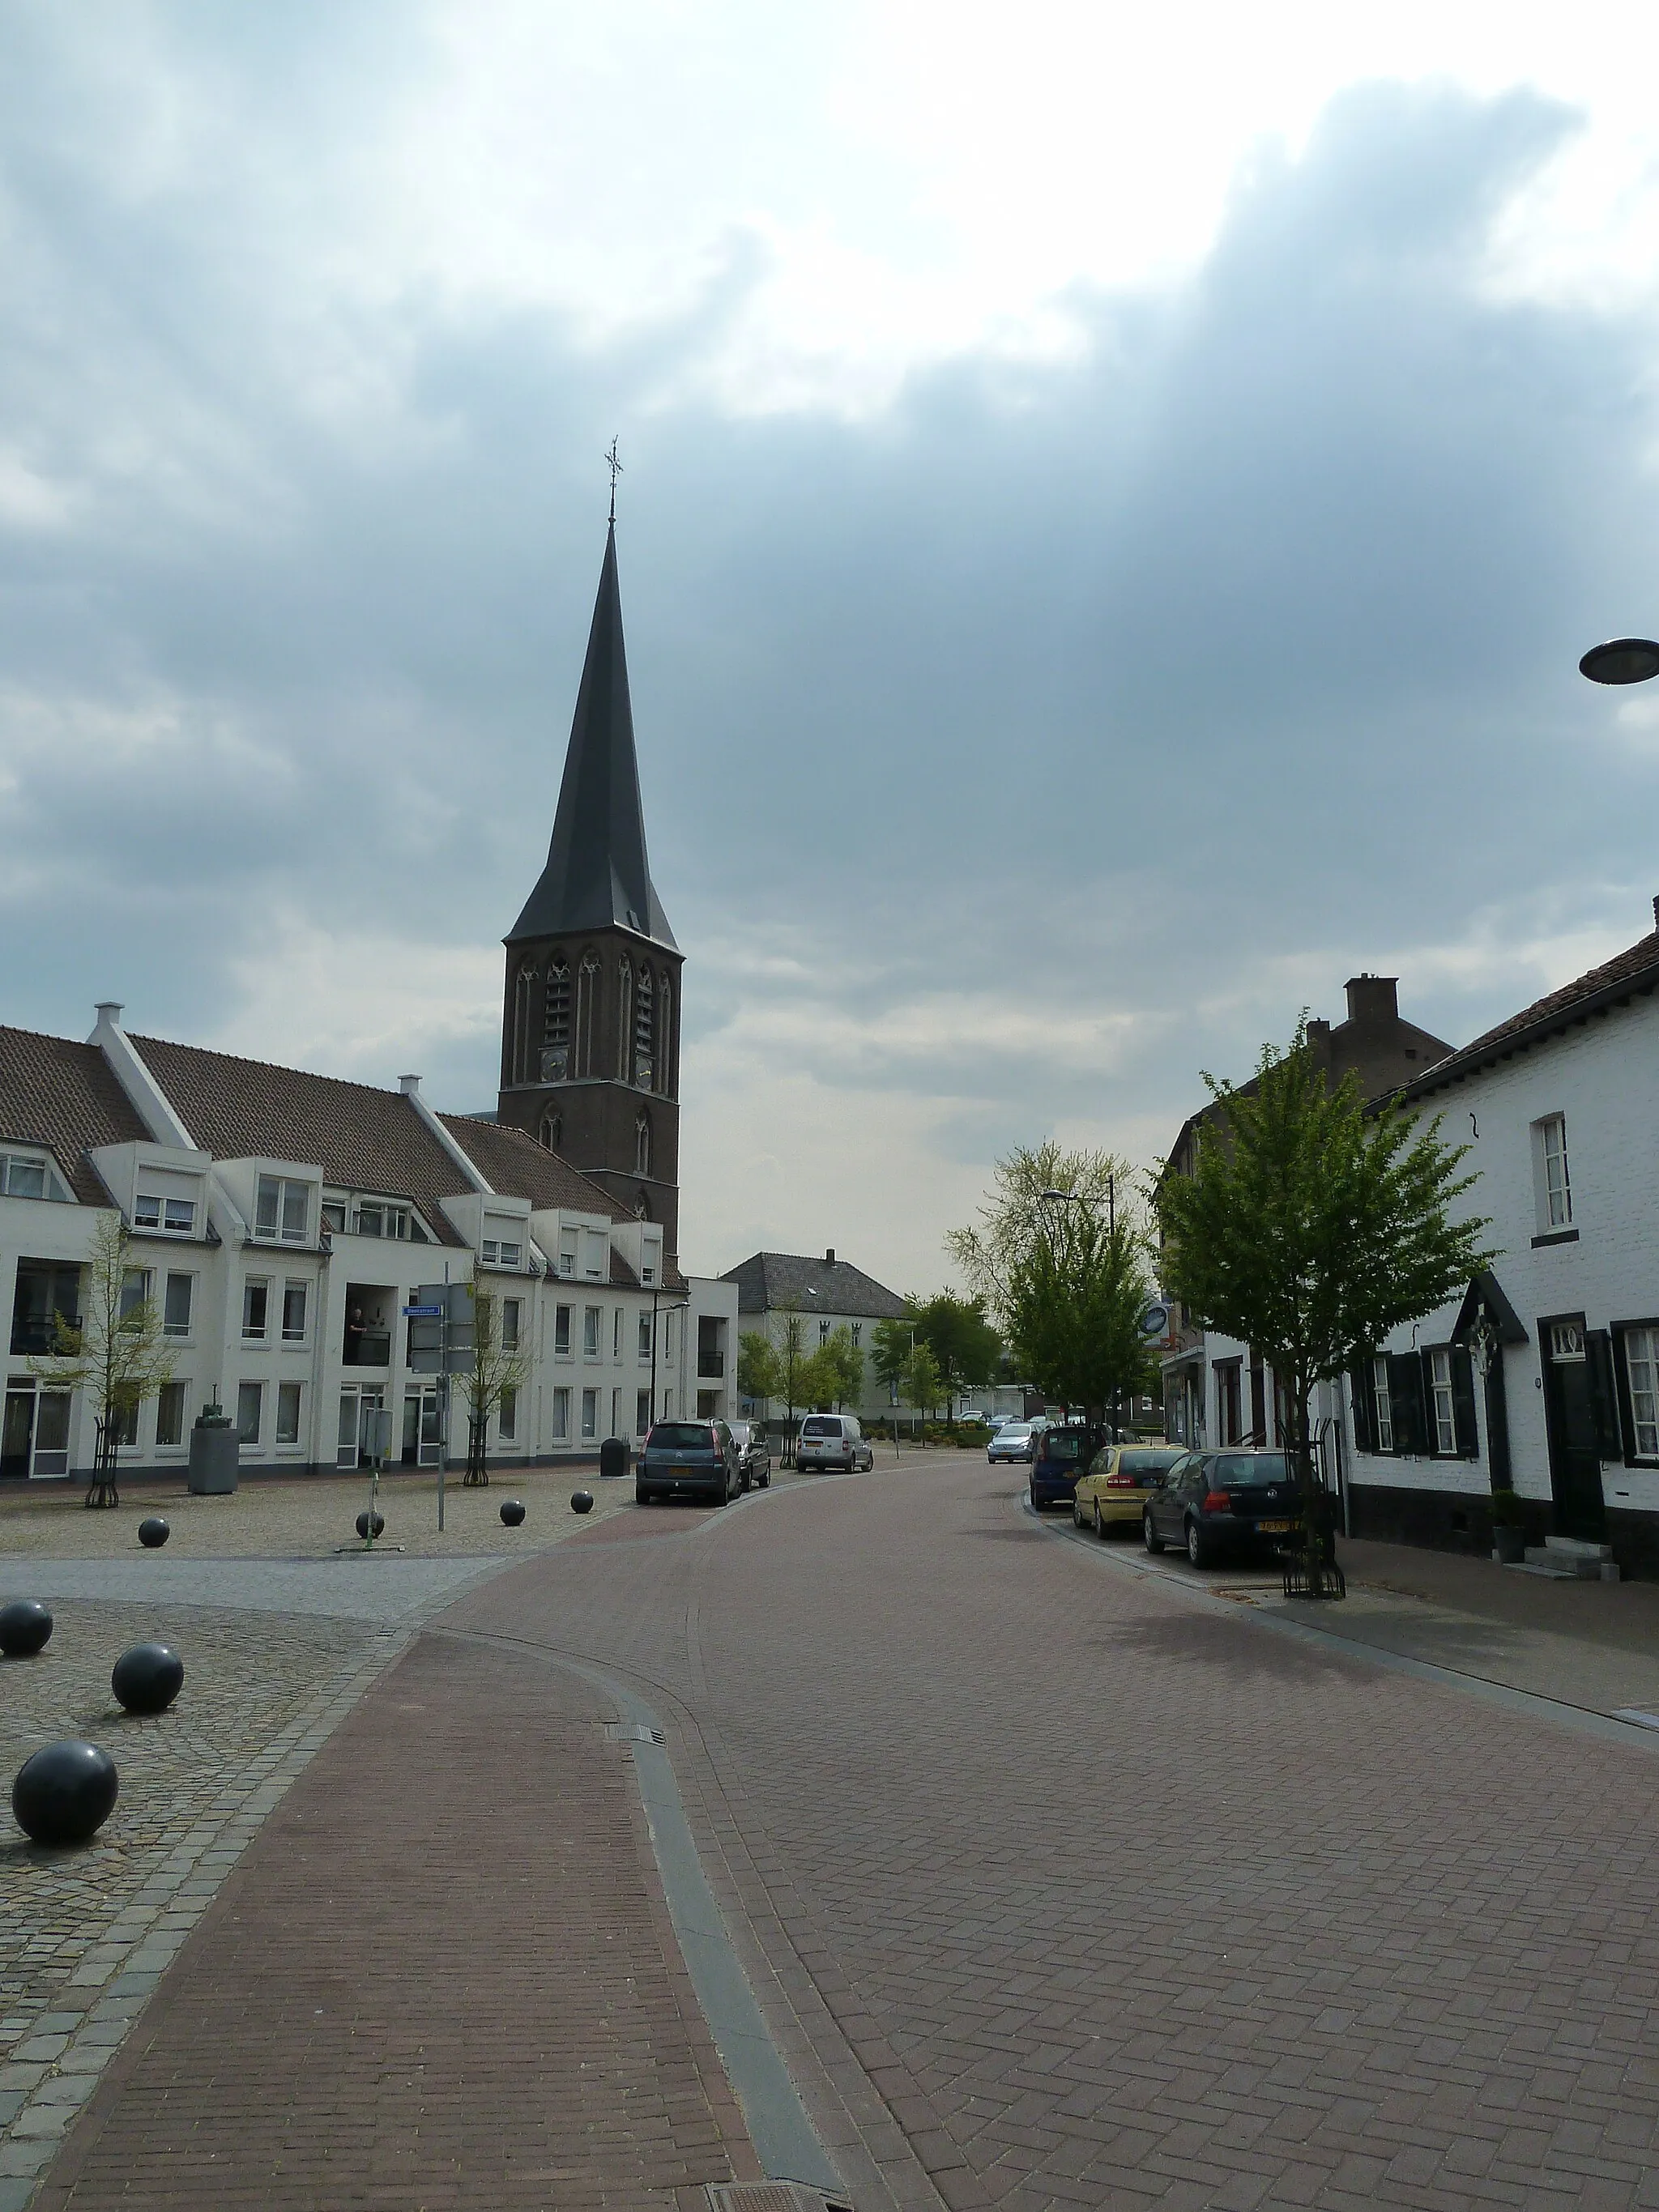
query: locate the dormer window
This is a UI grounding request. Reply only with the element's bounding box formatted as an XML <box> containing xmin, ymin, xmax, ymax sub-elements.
<box><xmin>254</xmin><ymin>1175</ymin><xmax>310</xmax><ymax>1243</ymax></box>
<box><xmin>1</xmin><ymin>1153</ymin><xmax>69</xmax><ymax>1203</ymax></box>
<box><xmin>480</xmin><ymin>1238</ymin><xmax>524</xmax><ymax>1268</ymax></box>
<box><xmin>135</xmin><ymin>1193</ymin><xmax>195</xmax><ymax>1234</ymax></box>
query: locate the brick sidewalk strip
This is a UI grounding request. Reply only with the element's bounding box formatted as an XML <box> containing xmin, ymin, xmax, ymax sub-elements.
<box><xmin>437</xmin><ymin>1460</ymin><xmax>1659</xmax><ymax>2212</ymax></box>
<box><xmin>34</xmin><ymin>1630</ymin><xmax>760</xmax><ymax>2210</ymax></box>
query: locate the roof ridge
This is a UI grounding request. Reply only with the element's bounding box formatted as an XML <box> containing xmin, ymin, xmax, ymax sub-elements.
<box><xmin>129</xmin><ymin>1033</ymin><xmax>417</xmax><ymax>1104</ymax></box>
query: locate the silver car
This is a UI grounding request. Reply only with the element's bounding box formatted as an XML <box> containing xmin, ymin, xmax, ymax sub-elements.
<box><xmin>729</xmin><ymin>1419</ymin><xmax>771</xmax><ymax>1490</ymax></box>
<box><xmin>987</xmin><ymin>1421</ymin><xmax>1036</xmax><ymax>1463</ymax></box>
<box><xmin>796</xmin><ymin>1413</ymin><xmax>874</xmax><ymax>1473</ymax></box>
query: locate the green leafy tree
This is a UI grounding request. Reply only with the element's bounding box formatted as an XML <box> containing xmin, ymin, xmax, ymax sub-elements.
<box><xmin>872</xmin><ymin>1316</ymin><xmax>915</xmax><ymax>1400</ymax></box>
<box><xmin>946</xmin><ymin>1142</ymin><xmax>1128</xmax><ymax>1331</ymax></box>
<box><xmin>912</xmin><ymin>1292</ymin><xmax>1000</xmax><ymax>1417</ymax></box>
<box><xmin>1006</xmin><ymin>1203</ymin><xmax>1156</xmax><ymax>1431</ymax></box>
<box><xmin>458</xmin><ymin>1277</ymin><xmax>529</xmax><ymax>1487</ymax></box>
<box><xmin>32</xmin><ymin>1212</ymin><xmax>177</xmax><ymax>1510</ymax></box>
<box><xmin>823</xmin><ymin>1325</ymin><xmax>864</xmax><ymax>1411</ymax></box>
<box><xmin>1155</xmin><ymin>1021</ymin><xmax>1491</xmax><ymax>1592</ymax></box>
<box><xmin>904</xmin><ymin>1342</ymin><xmax>943</xmax><ymax>1433</ymax></box>
<box><xmin>795</xmin><ymin>1347</ymin><xmax>842</xmax><ymax>1412</ymax></box>
<box><xmin>737</xmin><ymin>1330</ymin><xmax>783</xmax><ymax>1409</ymax></box>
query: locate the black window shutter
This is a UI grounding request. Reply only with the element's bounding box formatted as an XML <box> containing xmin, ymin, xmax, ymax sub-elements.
<box><xmin>1450</xmin><ymin>1345</ymin><xmax>1479</xmax><ymax>1459</ymax></box>
<box><xmin>1388</xmin><ymin>1352</ymin><xmax>1427</xmax><ymax>1455</ymax></box>
<box><xmin>1587</xmin><ymin>1330</ymin><xmax>1623</xmax><ymax>1463</ymax></box>
<box><xmin>1350</xmin><ymin>1362</ymin><xmax>1374</xmax><ymax>1453</ymax></box>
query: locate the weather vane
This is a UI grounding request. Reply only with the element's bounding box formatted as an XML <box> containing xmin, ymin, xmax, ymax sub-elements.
<box><xmin>605</xmin><ymin>437</ymin><xmax>622</xmax><ymax>522</ymax></box>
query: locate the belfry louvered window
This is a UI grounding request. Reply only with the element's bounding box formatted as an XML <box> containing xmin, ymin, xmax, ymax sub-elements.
<box><xmin>513</xmin><ymin>965</ymin><xmax>536</xmax><ymax>1084</ymax></box>
<box><xmin>616</xmin><ymin>960</ymin><xmax>633</xmax><ymax>1080</ymax></box>
<box><xmin>541</xmin><ymin>958</ymin><xmax>570</xmax><ymax>1081</ymax></box>
<box><xmin>634</xmin><ymin>968</ymin><xmax>655</xmax><ymax>1089</ymax></box>
<box><xmin>574</xmin><ymin>954</ymin><xmax>599</xmax><ymax>1076</ymax></box>
<box><xmin>658</xmin><ymin>978</ymin><xmax>672</xmax><ymax>1095</ymax></box>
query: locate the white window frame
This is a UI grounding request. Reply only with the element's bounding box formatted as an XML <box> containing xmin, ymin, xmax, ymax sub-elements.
<box><xmin>638</xmin><ymin>1311</ymin><xmax>653</xmax><ymax>1360</ymax></box>
<box><xmin>282</xmin><ymin>1279</ymin><xmax>309</xmax><ymax>1344</ymax></box>
<box><xmin>134</xmin><ymin>1193</ymin><xmax>195</xmax><ymax>1234</ymax></box>
<box><xmin>1625</xmin><ymin>1326</ymin><xmax>1659</xmax><ymax>1460</ymax></box>
<box><xmin>242</xmin><ymin>1277</ymin><xmax>271</xmax><ymax>1342</ymax></box>
<box><xmin>275</xmin><ymin>1380</ymin><xmax>303</xmax><ymax>1447</ymax></box>
<box><xmin>581</xmin><ymin>1387</ymin><xmax>598</xmax><ymax>1439</ymax></box>
<box><xmin>237</xmin><ymin>1379</ymin><xmax>263</xmax><ymax>1446</ymax></box>
<box><xmin>254</xmin><ymin>1175</ymin><xmax>310</xmax><ymax>1244</ymax></box>
<box><xmin>502</xmin><ymin>1298</ymin><xmax>521</xmax><ymax>1352</ymax></box>
<box><xmin>1428</xmin><ymin>1347</ymin><xmax>1456</xmax><ymax>1455</ymax></box>
<box><xmin>155</xmin><ymin>1379</ymin><xmax>189</xmax><ymax>1450</ymax></box>
<box><xmin>162</xmin><ymin>1272</ymin><xmax>194</xmax><ymax>1340</ymax></box>
<box><xmin>583</xmin><ymin>1306</ymin><xmax>601</xmax><ymax>1359</ymax></box>
<box><xmin>498</xmin><ymin>1387</ymin><xmax>518</xmax><ymax>1444</ymax></box>
<box><xmin>1532</xmin><ymin>1114</ymin><xmax>1573</xmax><ymax>1234</ymax></box>
<box><xmin>119</xmin><ymin>1267</ymin><xmax>153</xmax><ymax>1323</ymax></box>
<box><xmin>554</xmin><ymin>1303</ymin><xmax>572</xmax><ymax>1357</ymax></box>
<box><xmin>1</xmin><ymin>1151</ymin><xmax>68</xmax><ymax>1202</ymax></box>
<box><xmin>1371</xmin><ymin>1355</ymin><xmax>1393</xmax><ymax>1454</ymax></box>
<box><xmin>552</xmin><ymin>1386</ymin><xmax>570</xmax><ymax>1441</ymax></box>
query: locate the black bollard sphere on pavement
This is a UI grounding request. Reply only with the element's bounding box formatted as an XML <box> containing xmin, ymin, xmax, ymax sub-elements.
<box><xmin>500</xmin><ymin>1499</ymin><xmax>526</xmax><ymax>1527</ymax></box>
<box><xmin>138</xmin><ymin>1516</ymin><xmax>170</xmax><ymax>1549</ymax></box>
<box><xmin>355</xmin><ymin>1511</ymin><xmax>386</xmax><ymax>1540</ymax></box>
<box><xmin>0</xmin><ymin>1600</ymin><xmax>53</xmax><ymax>1658</ymax></box>
<box><xmin>12</xmin><ymin>1741</ymin><xmax>118</xmax><ymax>1846</ymax></box>
<box><xmin>570</xmin><ymin>1490</ymin><xmax>594</xmax><ymax>1515</ymax></box>
<box><xmin>111</xmin><ymin>1643</ymin><xmax>185</xmax><ymax>1716</ymax></box>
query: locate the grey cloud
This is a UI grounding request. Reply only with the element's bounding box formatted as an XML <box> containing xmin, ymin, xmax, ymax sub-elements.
<box><xmin>0</xmin><ymin>53</ymin><xmax>1655</xmax><ymax>1182</ymax></box>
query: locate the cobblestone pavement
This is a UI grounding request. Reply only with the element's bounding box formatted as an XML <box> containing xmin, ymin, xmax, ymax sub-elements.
<box><xmin>425</xmin><ymin>1453</ymin><xmax>1659</xmax><ymax>2212</ymax></box>
<box><xmin>35</xmin><ymin>1629</ymin><xmax>761</xmax><ymax>2212</ymax></box>
<box><xmin>0</xmin><ymin>1600</ymin><xmax>395</xmax><ymax>2208</ymax></box>
<box><xmin>0</xmin><ymin>1460</ymin><xmax>630</xmax><ymax>1560</ymax></box>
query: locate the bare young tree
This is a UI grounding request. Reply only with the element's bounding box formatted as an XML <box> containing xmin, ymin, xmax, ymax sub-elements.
<box><xmin>947</xmin><ymin>1140</ymin><xmax>1138</xmax><ymax>1330</ymax></box>
<box><xmin>32</xmin><ymin>1213</ymin><xmax>177</xmax><ymax>1509</ymax></box>
<box><xmin>458</xmin><ymin>1277</ymin><xmax>528</xmax><ymax>1487</ymax></box>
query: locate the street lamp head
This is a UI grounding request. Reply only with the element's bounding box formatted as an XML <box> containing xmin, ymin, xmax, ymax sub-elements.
<box><xmin>1580</xmin><ymin>637</ymin><xmax>1659</xmax><ymax>686</ymax></box>
<box><xmin>1038</xmin><ymin>1187</ymin><xmax>1077</xmax><ymax>1204</ymax></box>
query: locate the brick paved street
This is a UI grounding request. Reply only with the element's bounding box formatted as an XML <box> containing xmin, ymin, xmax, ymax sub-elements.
<box><xmin>24</xmin><ymin>1451</ymin><xmax>1659</xmax><ymax>2210</ymax></box>
<box><xmin>435</xmin><ymin>1455</ymin><xmax>1659</xmax><ymax>2210</ymax></box>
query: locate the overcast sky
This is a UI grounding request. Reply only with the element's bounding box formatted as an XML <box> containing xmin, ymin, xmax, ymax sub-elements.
<box><xmin>2</xmin><ymin>2</ymin><xmax>1657</xmax><ymax>1290</ymax></box>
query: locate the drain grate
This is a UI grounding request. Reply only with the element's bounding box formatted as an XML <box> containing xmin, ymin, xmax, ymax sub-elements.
<box><xmin>706</xmin><ymin>2187</ymin><xmax>852</xmax><ymax>2212</ymax></box>
<box><xmin>603</xmin><ymin>1721</ymin><xmax>666</xmax><ymax>1745</ymax></box>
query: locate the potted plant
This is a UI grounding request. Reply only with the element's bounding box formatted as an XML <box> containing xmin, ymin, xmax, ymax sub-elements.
<box><xmin>1489</xmin><ymin>1488</ymin><xmax>1527</xmax><ymax>1563</ymax></box>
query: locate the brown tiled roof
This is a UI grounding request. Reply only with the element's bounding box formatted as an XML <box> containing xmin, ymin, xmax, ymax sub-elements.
<box><xmin>1403</xmin><ymin>930</ymin><xmax>1659</xmax><ymax>1099</ymax></box>
<box><xmin>129</xmin><ymin>1035</ymin><xmax>470</xmax><ymax>1246</ymax></box>
<box><xmin>437</xmin><ymin>1115</ymin><xmax>625</xmax><ymax>1220</ymax></box>
<box><xmin>0</xmin><ymin>1026</ymin><xmax>151</xmax><ymax>1204</ymax></box>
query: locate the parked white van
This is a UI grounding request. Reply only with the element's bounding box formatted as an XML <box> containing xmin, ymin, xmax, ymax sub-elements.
<box><xmin>795</xmin><ymin>1413</ymin><xmax>874</xmax><ymax>1473</ymax></box>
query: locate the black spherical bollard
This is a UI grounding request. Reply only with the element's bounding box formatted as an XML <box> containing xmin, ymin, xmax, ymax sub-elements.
<box><xmin>111</xmin><ymin>1643</ymin><xmax>185</xmax><ymax>1716</ymax></box>
<box><xmin>138</xmin><ymin>1516</ymin><xmax>170</xmax><ymax>1549</ymax></box>
<box><xmin>0</xmin><ymin>1600</ymin><xmax>53</xmax><ymax>1659</ymax></box>
<box><xmin>12</xmin><ymin>1741</ymin><xmax>118</xmax><ymax>1846</ymax></box>
<box><xmin>570</xmin><ymin>1490</ymin><xmax>594</xmax><ymax>1515</ymax></box>
<box><xmin>500</xmin><ymin>1499</ymin><xmax>526</xmax><ymax>1528</ymax></box>
<box><xmin>355</xmin><ymin>1511</ymin><xmax>386</xmax><ymax>1540</ymax></box>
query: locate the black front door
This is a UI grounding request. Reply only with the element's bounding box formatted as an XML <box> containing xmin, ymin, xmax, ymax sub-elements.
<box><xmin>2</xmin><ymin>1388</ymin><xmax>35</xmax><ymax>1479</ymax></box>
<box><xmin>1541</xmin><ymin>1316</ymin><xmax>1606</xmax><ymax>1541</ymax></box>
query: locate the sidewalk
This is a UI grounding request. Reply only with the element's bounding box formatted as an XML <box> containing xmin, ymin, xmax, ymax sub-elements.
<box><xmin>32</xmin><ymin>1628</ymin><xmax>761</xmax><ymax>2211</ymax></box>
<box><xmin>1276</xmin><ymin>1535</ymin><xmax>1659</xmax><ymax>1723</ymax></box>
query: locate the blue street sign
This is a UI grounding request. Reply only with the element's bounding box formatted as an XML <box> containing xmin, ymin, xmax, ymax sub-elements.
<box><xmin>402</xmin><ymin>1305</ymin><xmax>444</xmax><ymax>1318</ymax></box>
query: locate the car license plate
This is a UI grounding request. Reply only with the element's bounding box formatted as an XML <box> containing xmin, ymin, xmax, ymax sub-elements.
<box><xmin>1257</xmin><ymin>1519</ymin><xmax>1294</xmax><ymax>1533</ymax></box>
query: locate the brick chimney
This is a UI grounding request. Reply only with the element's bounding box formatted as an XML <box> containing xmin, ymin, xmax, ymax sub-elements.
<box><xmin>1344</xmin><ymin>974</ymin><xmax>1399</xmax><ymax>1027</ymax></box>
<box><xmin>825</xmin><ymin>1247</ymin><xmax>836</xmax><ymax>1265</ymax></box>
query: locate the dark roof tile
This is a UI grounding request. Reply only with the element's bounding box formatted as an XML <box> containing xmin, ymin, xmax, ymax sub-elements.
<box><xmin>129</xmin><ymin>1035</ymin><xmax>471</xmax><ymax>1246</ymax></box>
<box><xmin>1404</xmin><ymin>930</ymin><xmax>1659</xmax><ymax>1094</ymax></box>
<box><xmin>0</xmin><ymin>1026</ymin><xmax>152</xmax><ymax>1204</ymax></box>
<box><xmin>437</xmin><ymin>1115</ymin><xmax>625</xmax><ymax>1220</ymax></box>
<box><xmin>721</xmin><ymin>1251</ymin><xmax>906</xmax><ymax>1319</ymax></box>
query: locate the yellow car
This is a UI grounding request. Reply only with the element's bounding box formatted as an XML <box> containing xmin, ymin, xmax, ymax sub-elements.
<box><xmin>1072</xmin><ymin>1443</ymin><xmax>1188</xmax><ymax>1536</ymax></box>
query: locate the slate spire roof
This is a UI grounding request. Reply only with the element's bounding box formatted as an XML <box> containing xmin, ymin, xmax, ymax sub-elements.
<box><xmin>507</xmin><ymin>522</ymin><xmax>677</xmax><ymax>951</ymax></box>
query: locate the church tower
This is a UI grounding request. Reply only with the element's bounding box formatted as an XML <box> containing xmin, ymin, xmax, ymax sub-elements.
<box><xmin>498</xmin><ymin>520</ymin><xmax>684</xmax><ymax>1258</ymax></box>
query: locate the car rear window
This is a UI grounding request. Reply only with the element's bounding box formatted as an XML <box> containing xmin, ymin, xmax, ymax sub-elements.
<box><xmin>1210</xmin><ymin>1452</ymin><xmax>1290</xmax><ymax>1486</ymax></box>
<box><xmin>1120</xmin><ymin>1449</ymin><xmax>1183</xmax><ymax>1477</ymax></box>
<box><xmin>649</xmin><ymin>1423</ymin><xmax>714</xmax><ymax>1450</ymax></box>
<box><xmin>1041</xmin><ymin>1434</ymin><xmax>1085</xmax><ymax>1461</ymax></box>
<box><xmin>1000</xmin><ymin>1425</ymin><xmax>1030</xmax><ymax>1438</ymax></box>
<box><xmin>801</xmin><ymin>1417</ymin><xmax>839</xmax><ymax>1437</ymax></box>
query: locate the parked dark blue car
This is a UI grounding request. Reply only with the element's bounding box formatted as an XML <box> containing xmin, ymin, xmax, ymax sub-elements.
<box><xmin>1141</xmin><ymin>1448</ymin><xmax>1301</xmax><ymax>1566</ymax></box>
<box><xmin>636</xmin><ymin>1420</ymin><xmax>740</xmax><ymax>1507</ymax></box>
<box><xmin>1027</xmin><ymin>1426</ymin><xmax>1104</xmax><ymax>1512</ymax></box>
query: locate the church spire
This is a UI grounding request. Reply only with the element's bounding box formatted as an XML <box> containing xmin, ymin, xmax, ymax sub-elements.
<box><xmin>507</xmin><ymin>520</ymin><xmax>676</xmax><ymax>950</ymax></box>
